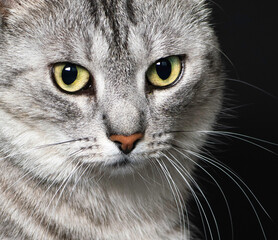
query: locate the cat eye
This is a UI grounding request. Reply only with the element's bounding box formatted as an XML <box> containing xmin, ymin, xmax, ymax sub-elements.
<box><xmin>53</xmin><ymin>63</ymin><xmax>90</xmax><ymax>93</ymax></box>
<box><xmin>146</xmin><ymin>56</ymin><xmax>182</xmax><ymax>87</ymax></box>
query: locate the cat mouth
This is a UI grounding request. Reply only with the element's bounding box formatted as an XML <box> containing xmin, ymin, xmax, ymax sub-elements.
<box><xmin>111</xmin><ymin>157</ymin><xmax>130</xmax><ymax>168</ymax></box>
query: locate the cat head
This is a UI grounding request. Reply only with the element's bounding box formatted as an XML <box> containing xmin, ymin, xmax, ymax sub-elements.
<box><xmin>0</xmin><ymin>0</ymin><xmax>223</xmax><ymax>183</ymax></box>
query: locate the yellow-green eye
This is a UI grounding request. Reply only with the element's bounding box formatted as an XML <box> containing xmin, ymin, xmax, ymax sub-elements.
<box><xmin>53</xmin><ymin>63</ymin><xmax>90</xmax><ymax>93</ymax></box>
<box><xmin>146</xmin><ymin>56</ymin><xmax>182</xmax><ymax>87</ymax></box>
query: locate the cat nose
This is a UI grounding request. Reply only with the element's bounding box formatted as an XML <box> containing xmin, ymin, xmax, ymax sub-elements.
<box><xmin>110</xmin><ymin>133</ymin><xmax>144</xmax><ymax>154</ymax></box>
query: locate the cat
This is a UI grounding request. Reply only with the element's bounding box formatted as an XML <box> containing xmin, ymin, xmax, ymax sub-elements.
<box><xmin>0</xmin><ymin>0</ymin><xmax>225</xmax><ymax>239</ymax></box>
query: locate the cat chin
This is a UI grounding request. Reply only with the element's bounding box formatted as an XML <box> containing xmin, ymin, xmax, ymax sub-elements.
<box><xmin>87</xmin><ymin>154</ymin><xmax>150</xmax><ymax>176</ymax></box>
<box><xmin>107</xmin><ymin>164</ymin><xmax>139</xmax><ymax>176</ymax></box>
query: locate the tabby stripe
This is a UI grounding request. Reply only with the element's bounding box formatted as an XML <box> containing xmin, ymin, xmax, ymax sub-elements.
<box><xmin>0</xmin><ymin>68</ymin><xmax>32</xmax><ymax>87</ymax></box>
<box><xmin>0</xmin><ymin>175</ymin><xmax>75</xmax><ymax>239</ymax></box>
<box><xmin>100</xmin><ymin>0</ymin><xmax>121</xmax><ymax>46</ymax></box>
<box><xmin>126</xmin><ymin>0</ymin><xmax>137</xmax><ymax>25</ymax></box>
<box><xmin>88</xmin><ymin>0</ymin><xmax>100</xmax><ymax>26</ymax></box>
<box><xmin>0</xmin><ymin>217</ymin><xmax>30</xmax><ymax>240</ymax></box>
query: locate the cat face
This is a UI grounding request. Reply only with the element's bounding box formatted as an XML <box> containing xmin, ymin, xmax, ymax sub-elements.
<box><xmin>0</xmin><ymin>0</ymin><xmax>223</xmax><ymax>182</ymax></box>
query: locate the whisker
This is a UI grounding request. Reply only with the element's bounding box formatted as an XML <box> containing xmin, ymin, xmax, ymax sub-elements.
<box><xmin>149</xmin><ymin>157</ymin><xmax>168</xmax><ymax>191</ymax></box>
<box><xmin>186</xmin><ymin>149</ymin><xmax>269</xmax><ymax>240</ymax></box>
<box><xmin>68</xmin><ymin>163</ymin><xmax>91</xmax><ymax>200</ymax></box>
<box><xmin>199</xmin><ymin>131</ymin><xmax>278</xmax><ymax>146</ymax></box>
<box><xmin>54</xmin><ymin>162</ymin><xmax>85</xmax><ymax>210</ymax></box>
<box><xmin>136</xmin><ymin>171</ymin><xmax>155</xmax><ymax>193</ymax></box>
<box><xmin>154</xmin><ymin>158</ymin><xmax>188</xmax><ymax>239</ymax></box>
<box><xmin>221</xmin><ymin>103</ymin><xmax>254</xmax><ymax>112</ymax></box>
<box><xmin>226</xmin><ymin>78</ymin><xmax>277</xmax><ymax>100</ymax></box>
<box><xmin>161</xmin><ymin>153</ymin><xmax>207</xmax><ymax>240</ymax></box>
<box><xmin>170</xmin><ymin>148</ymin><xmax>234</xmax><ymax>240</ymax></box>
<box><xmin>38</xmin><ymin>161</ymin><xmax>81</xmax><ymax>238</ymax></box>
<box><xmin>194</xmin><ymin>39</ymin><xmax>239</xmax><ymax>79</ymax></box>
<box><xmin>206</xmin><ymin>0</ymin><xmax>226</xmax><ymax>13</ymax></box>
<box><xmin>34</xmin><ymin>136</ymin><xmax>94</xmax><ymax>149</ymax></box>
<box><xmin>161</xmin><ymin>158</ymin><xmax>191</xmax><ymax>239</ymax></box>
<box><xmin>163</xmin><ymin>151</ymin><xmax>219</xmax><ymax>240</ymax></box>
<box><xmin>69</xmin><ymin>148</ymin><xmax>86</xmax><ymax>157</ymax></box>
<box><xmin>167</xmin><ymin>130</ymin><xmax>278</xmax><ymax>153</ymax></box>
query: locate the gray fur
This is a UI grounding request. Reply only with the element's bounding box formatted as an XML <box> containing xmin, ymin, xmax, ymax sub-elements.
<box><xmin>0</xmin><ymin>0</ymin><xmax>223</xmax><ymax>239</ymax></box>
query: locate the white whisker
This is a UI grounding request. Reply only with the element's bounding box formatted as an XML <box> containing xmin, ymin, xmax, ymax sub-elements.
<box><xmin>186</xmin><ymin>149</ymin><xmax>269</xmax><ymax>240</ymax></box>
<box><xmin>170</xmin><ymin>147</ymin><xmax>234</xmax><ymax>240</ymax></box>
<box><xmin>163</xmin><ymin>151</ymin><xmax>219</xmax><ymax>240</ymax></box>
<box><xmin>154</xmin><ymin>158</ymin><xmax>188</xmax><ymax>239</ymax></box>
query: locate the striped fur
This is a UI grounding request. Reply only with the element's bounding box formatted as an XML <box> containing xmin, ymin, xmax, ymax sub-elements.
<box><xmin>0</xmin><ymin>0</ymin><xmax>223</xmax><ymax>239</ymax></box>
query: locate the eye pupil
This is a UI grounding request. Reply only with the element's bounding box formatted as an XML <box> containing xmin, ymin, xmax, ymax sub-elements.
<box><xmin>62</xmin><ymin>64</ymin><xmax>78</xmax><ymax>85</ymax></box>
<box><xmin>156</xmin><ymin>59</ymin><xmax>172</xmax><ymax>80</ymax></box>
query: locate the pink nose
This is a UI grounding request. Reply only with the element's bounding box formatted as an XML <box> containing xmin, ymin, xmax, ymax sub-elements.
<box><xmin>110</xmin><ymin>133</ymin><xmax>144</xmax><ymax>154</ymax></box>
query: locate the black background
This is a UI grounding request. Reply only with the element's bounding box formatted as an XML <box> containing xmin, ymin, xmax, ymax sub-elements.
<box><xmin>192</xmin><ymin>1</ymin><xmax>278</xmax><ymax>240</ymax></box>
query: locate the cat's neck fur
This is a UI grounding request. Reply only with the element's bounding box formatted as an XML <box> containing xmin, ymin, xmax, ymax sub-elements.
<box><xmin>0</xmin><ymin>155</ymin><xmax>189</xmax><ymax>240</ymax></box>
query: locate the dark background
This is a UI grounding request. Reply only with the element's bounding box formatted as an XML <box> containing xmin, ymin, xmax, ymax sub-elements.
<box><xmin>192</xmin><ymin>1</ymin><xmax>278</xmax><ymax>240</ymax></box>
